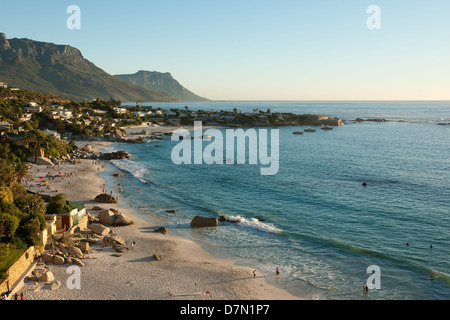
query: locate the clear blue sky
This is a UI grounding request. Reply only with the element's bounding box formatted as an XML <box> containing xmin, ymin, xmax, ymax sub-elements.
<box><xmin>1</xmin><ymin>0</ymin><xmax>450</xmax><ymax>100</ymax></box>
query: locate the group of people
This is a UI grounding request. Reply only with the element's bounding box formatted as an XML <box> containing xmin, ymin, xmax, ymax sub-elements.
<box><xmin>252</xmin><ymin>267</ymin><xmax>281</xmax><ymax>278</ymax></box>
<box><xmin>0</xmin><ymin>291</ymin><xmax>24</xmax><ymax>300</ymax></box>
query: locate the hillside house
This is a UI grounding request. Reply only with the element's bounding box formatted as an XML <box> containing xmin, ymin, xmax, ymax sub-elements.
<box><xmin>113</xmin><ymin>107</ymin><xmax>127</xmax><ymax>114</ymax></box>
<box><xmin>19</xmin><ymin>113</ymin><xmax>32</xmax><ymax>122</ymax></box>
<box><xmin>25</xmin><ymin>106</ymin><xmax>43</xmax><ymax>113</ymax></box>
<box><xmin>42</xmin><ymin>129</ymin><xmax>61</xmax><ymax>140</ymax></box>
<box><xmin>0</xmin><ymin>122</ymin><xmax>13</xmax><ymax>134</ymax></box>
<box><xmin>25</xmin><ymin>102</ymin><xmax>39</xmax><ymax>107</ymax></box>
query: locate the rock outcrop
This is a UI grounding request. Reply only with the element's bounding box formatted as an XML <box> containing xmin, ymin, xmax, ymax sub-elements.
<box><xmin>98</xmin><ymin>209</ymin><xmax>117</xmax><ymax>225</ymax></box>
<box><xmin>88</xmin><ymin>223</ymin><xmax>110</xmax><ymax>236</ymax></box>
<box><xmin>114</xmin><ymin>213</ymin><xmax>134</xmax><ymax>226</ymax></box>
<box><xmin>94</xmin><ymin>194</ymin><xmax>117</xmax><ymax>204</ymax></box>
<box><xmin>99</xmin><ymin>151</ymin><xmax>131</xmax><ymax>160</ymax></box>
<box><xmin>154</xmin><ymin>227</ymin><xmax>170</xmax><ymax>235</ymax></box>
<box><xmin>190</xmin><ymin>216</ymin><xmax>218</xmax><ymax>228</ymax></box>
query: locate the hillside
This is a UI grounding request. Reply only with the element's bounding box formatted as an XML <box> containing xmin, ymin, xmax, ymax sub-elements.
<box><xmin>115</xmin><ymin>70</ymin><xmax>208</xmax><ymax>102</ymax></box>
<box><xmin>0</xmin><ymin>33</ymin><xmax>179</xmax><ymax>102</ymax></box>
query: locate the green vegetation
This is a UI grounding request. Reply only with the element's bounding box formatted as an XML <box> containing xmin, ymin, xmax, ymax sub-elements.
<box><xmin>46</xmin><ymin>194</ymin><xmax>72</xmax><ymax>215</ymax></box>
<box><xmin>0</xmin><ymin>243</ymin><xmax>27</xmax><ymax>281</ymax></box>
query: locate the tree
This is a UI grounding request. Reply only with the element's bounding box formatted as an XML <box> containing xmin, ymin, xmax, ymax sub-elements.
<box><xmin>46</xmin><ymin>194</ymin><xmax>72</xmax><ymax>214</ymax></box>
<box><xmin>16</xmin><ymin>217</ymin><xmax>42</xmax><ymax>246</ymax></box>
<box><xmin>14</xmin><ymin>194</ymin><xmax>46</xmax><ymax>219</ymax></box>
<box><xmin>0</xmin><ymin>212</ymin><xmax>20</xmax><ymax>242</ymax></box>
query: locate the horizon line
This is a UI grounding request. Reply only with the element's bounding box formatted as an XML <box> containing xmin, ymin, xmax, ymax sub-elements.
<box><xmin>130</xmin><ymin>99</ymin><xmax>450</xmax><ymax>104</ymax></box>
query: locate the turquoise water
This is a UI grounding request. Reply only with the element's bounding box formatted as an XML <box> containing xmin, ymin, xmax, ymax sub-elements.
<box><xmin>102</xmin><ymin>101</ymin><xmax>450</xmax><ymax>300</ymax></box>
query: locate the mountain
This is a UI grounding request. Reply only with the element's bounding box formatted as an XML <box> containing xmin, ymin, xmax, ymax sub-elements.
<box><xmin>115</xmin><ymin>70</ymin><xmax>208</xmax><ymax>102</ymax></box>
<box><xmin>0</xmin><ymin>33</ymin><xmax>179</xmax><ymax>102</ymax></box>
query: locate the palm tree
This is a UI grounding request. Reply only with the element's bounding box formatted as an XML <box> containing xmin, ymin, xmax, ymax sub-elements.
<box><xmin>15</xmin><ymin>162</ymin><xmax>32</xmax><ymax>185</ymax></box>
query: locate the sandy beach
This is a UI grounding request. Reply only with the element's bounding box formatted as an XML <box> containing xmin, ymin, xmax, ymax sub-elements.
<box><xmin>19</xmin><ymin>139</ymin><xmax>301</xmax><ymax>300</ymax></box>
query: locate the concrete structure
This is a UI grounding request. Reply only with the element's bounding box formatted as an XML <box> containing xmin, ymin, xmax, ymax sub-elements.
<box><xmin>44</xmin><ymin>207</ymin><xmax>87</xmax><ymax>234</ymax></box>
<box><xmin>0</xmin><ymin>246</ymin><xmax>42</xmax><ymax>300</ymax></box>
<box><xmin>25</xmin><ymin>106</ymin><xmax>43</xmax><ymax>113</ymax></box>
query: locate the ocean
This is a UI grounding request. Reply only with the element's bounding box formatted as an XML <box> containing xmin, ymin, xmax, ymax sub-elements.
<box><xmin>100</xmin><ymin>101</ymin><xmax>450</xmax><ymax>300</ymax></box>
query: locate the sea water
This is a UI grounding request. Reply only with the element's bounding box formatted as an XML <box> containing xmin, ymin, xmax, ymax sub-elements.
<box><xmin>100</xmin><ymin>101</ymin><xmax>450</xmax><ymax>300</ymax></box>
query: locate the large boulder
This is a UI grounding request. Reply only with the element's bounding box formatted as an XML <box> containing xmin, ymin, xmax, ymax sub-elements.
<box><xmin>77</xmin><ymin>242</ymin><xmax>90</xmax><ymax>253</ymax></box>
<box><xmin>82</xmin><ymin>144</ymin><xmax>92</xmax><ymax>152</ymax></box>
<box><xmin>53</xmin><ymin>255</ymin><xmax>65</xmax><ymax>265</ymax></box>
<box><xmin>71</xmin><ymin>258</ymin><xmax>85</xmax><ymax>267</ymax></box>
<box><xmin>94</xmin><ymin>194</ymin><xmax>117</xmax><ymax>204</ymax></box>
<box><xmin>190</xmin><ymin>216</ymin><xmax>218</xmax><ymax>228</ymax></box>
<box><xmin>40</xmin><ymin>271</ymin><xmax>55</xmax><ymax>283</ymax></box>
<box><xmin>113</xmin><ymin>245</ymin><xmax>128</xmax><ymax>253</ymax></box>
<box><xmin>98</xmin><ymin>210</ymin><xmax>117</xmax><ymax>225</ymax></box>
<box><xmin>154</xmin><ymin>227</ymin><xmax>170</xmax><ymax>235</ymax></box>
<box><xmin>35</xmin><ymin>156</ymin><xmax>55</xmax><ymax>166</ymax></box>
<box><xmin>88</xmin><ymin>223</ymin><xmax>110</xmax><ymax>236</ymax></box>
<box><xmin>42</xmin><ymin>251</ymin><xmax>53</xmax><ymax>263</ymax></box>
<box><xmin>50</xmin><ymin>281</ymin><xmax>61</xmax><ymax>291</ymax></box>
<box><xmin>114</xmin><ymin>214</ymin><xmax>133</xmax><ymax>226</ymax></box>
<box><xmin>100</xmin><ymin>151</ymin><xmax>131</xmax><ymax>160</ymax></box>
<box><xmin>68</xmin><ymin>246</ymin><xmax>84</xmax><ymax>259</ymax></box>
<box><xmin>103</xmin><ymin>234</ymin><xmax>126</xmax><ymax>246</ymax></box>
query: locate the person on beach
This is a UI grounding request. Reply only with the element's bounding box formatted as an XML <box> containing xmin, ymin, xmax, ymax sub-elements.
<box><xmin>253</xmin><ymin>270</ymin><xmax>257</xmax><ymax>278</ymax></box>
<box><xmin>276</xmin><ymin>267</ymin><xmax>280</xmax><ymax>276</ymax></box>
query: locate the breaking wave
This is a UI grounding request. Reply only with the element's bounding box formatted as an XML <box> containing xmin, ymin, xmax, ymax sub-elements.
<box><xmin>110</xmin><ymin>159</ymin><xmax>149</xmax><ymax>182</ymax></box>
<box><xmin>227</xmin><ymin>215</ymin><xmax>282</xmax><ymax>234</ymax></box>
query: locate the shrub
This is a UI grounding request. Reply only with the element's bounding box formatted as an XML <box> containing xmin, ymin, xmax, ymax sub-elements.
<box><xmin>14</xmin><ymin>193</ymin><xmax>46</xmax><ymax>218</ymax></box>
<box><xmin>0</xmin><ymin>213</ymin><xmax>20</xmax><ymax>242</ymax></box>
<box><xmin>0</xmin><ymin>185</ymin><xmax>14</xmax><ymax>204</ymax></box>
<box><xmin>15</xmin><ymin>217</ymin><xmax>41</xmax><ymax>247</ymax></box>
<box><xmin>46</xmin><ymin>194</ymin><xmax>72</xmax><ymax>214</ymax></box>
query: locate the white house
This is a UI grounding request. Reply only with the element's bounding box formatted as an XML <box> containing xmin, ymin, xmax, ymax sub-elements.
<box><xmin>0</xmin><ymin>122</ymin><xmax>13</xmax><ymax>134</ymax></box>
<box><xmin>26</xmin><ymin>102</ymin><xmax>39</xmax><ymax>107</ymax></box>
<box><xmin>59</xmin><ymin>109</ymin><xmax>73</xmax><ymax>119</ymax></box>
<box><xmin>134</xmin><ymin>111</ymin><xmax>148</xmax><ymax>118</ymax></box>
<box><xmin>49</xmin><ymin>112</ymin><xmax>60</xmax><ymax>120</ymax></box>
<box><xmin>19</xmin><ymin>113</ymin><xmax>33</xmax><ymax>122</ymax></box>
<box><xmin>0</xmin><ymin>81</ymin><xmax>7</xmax><ymax>88</ymax></box>
<box><xmin>113</xmin><ymin>107</ymin><xmax>127</xmax><ymax>114</ymax></box>
<box><xmin>42</xmin><ymin>129</ymin><xmax>61</xmax><ymax>140</ymax></box>
<box><xmin>25</xmin><ymin>106</ymin><xmax>43</xmax><ymax>113</ymax></box>
<box><xmin>93</xmin><ymin>109</ymin><xmax>107</xmax><ymax>114</ymax></box>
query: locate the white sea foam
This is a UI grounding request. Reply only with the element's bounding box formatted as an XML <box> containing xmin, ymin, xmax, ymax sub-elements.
<box><xmin>110</xmin><ymin>159</ymin><xmax>149</xmax><ymax>182</ymax></box>
<box><xmin>227</xmin><ymin>215</ymin><xmax>282</xmax><ymax>234</ymax></box>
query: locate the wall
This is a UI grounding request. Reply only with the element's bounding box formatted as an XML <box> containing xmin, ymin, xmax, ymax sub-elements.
<box><xmin>0</xmin><ymin>246</ymin><xmax>41</xmax><ymax>297</ymax></box>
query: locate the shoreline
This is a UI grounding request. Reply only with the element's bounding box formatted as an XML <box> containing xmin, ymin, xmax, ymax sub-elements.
<box><xmin>20</xmin><ymin>140</ymin><xmax>302</xmax><ymax>300</ymax></box>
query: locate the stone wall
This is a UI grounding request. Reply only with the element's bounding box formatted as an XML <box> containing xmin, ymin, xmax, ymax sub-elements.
<box><xmin>0</xmin><ymin>246</ymin><xmax>42</xmax><ymax>296</ymax></box>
